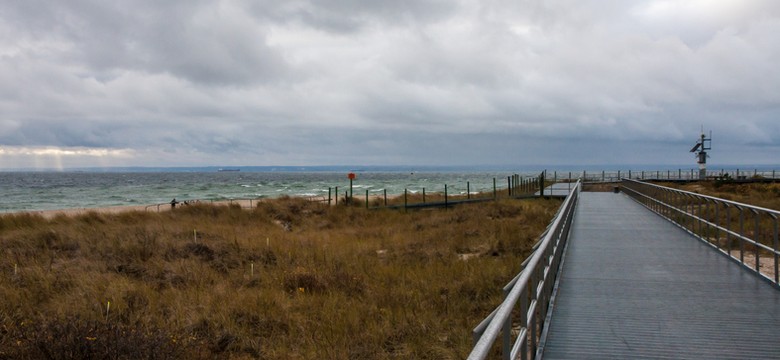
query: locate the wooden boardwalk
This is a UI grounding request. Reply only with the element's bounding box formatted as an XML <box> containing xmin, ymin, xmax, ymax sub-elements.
<box><xmin>540</xmin><ymin>192</ymin><xmax>780</xmax><ymax>359</ymax></box>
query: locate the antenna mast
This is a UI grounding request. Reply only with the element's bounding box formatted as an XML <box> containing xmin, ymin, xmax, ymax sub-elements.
<box><xmin>689</xmin><ymin>127</ymin><xmax>711</xmax><ymax>179</ymax></box>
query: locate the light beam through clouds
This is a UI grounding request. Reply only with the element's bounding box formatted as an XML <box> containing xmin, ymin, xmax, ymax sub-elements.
<box><xmin>0</xmin><ymin>146</ymin><xmax>134</xmax><ymax>170</ymax></box>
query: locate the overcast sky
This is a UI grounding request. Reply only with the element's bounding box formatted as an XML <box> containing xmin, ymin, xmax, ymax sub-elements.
<box><xmin>1</xmin><ymin>0</ymin><xmax>778</xmax><ymax>170</ymax></box>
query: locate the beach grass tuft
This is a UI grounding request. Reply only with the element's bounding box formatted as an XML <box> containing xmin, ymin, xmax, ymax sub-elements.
<box><xmin>0</xmin><ymin>196</ymin><xmax>561</xmax><ymax>359</ymax></box>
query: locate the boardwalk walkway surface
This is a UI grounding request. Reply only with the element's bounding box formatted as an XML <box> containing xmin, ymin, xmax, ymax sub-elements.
<box><xmin>538</xmin><ymin>183</ymin><xmax>580</xmax><ymax>197</ymax></box>
<box><xmin>540</xmin><ymin>192</ymin><xmax>780</xmax><ymax>359</ymax></box>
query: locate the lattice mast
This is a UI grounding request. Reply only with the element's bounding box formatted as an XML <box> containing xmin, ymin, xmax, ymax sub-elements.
<box><xmin>689</xmin><ymin>128</ymin><xmax>711</xmax><ymax>179</ymax></box>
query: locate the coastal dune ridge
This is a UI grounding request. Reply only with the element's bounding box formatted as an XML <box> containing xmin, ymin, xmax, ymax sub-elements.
<box><xmin>21</xmin><ymin>193</ymin><xmax>407</xmax><ymax>219</ymax></box>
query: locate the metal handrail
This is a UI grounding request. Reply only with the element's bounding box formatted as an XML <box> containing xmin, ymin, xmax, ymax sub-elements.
<box><xmin>621</xmin><ymin>178</ymin><xmax>780</xmax><ymax>286</ymax></box>
<box><xmin>549</xmin><ymin>169</ymin><xmax>780</xmax><ymax>183</ymax></box>
<box><xmin>469</xmin><ymin>180</ymin><xmax>580</xmax><ymax>360</ymax></box>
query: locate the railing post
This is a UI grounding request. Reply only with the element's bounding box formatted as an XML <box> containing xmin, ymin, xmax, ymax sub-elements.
<box><xmin>715</xmin><ymin>201</ymin><xmax>721</xmax><ymax>249</ymax></box>
<box><xmin>366</xmin><ymin>189</ymin><xmax>369</xmax><ymax>209</ymax></box>
<box><xmin>423</xmin><ymin>188</ymin><xmax>426</xmax><ymax>203</ymax></box>
<box><xmin>328</xmin><ymin>187</ymin><xmax>332</xmax><ymax>206</ymax></box>
<box><xmin>508</xmin><ymin>176</ymin><xmax>512</xmax><ymax>197</ymax></box>
<box><xmin>725</xmin><ymin>205</ymin><xmax>731</xmax><ymax>252</ymax></box>
<box><xmin>527</xmin><ymin>271</ymin><xmax>537</xmax><ymax>356</ymax></box>
<box><xmin>467</xmin><ymin>181</ymin><xmax>471</xmax><ymax>200</ymax></box>
<box><xmin>697</xmin><ymin>196</ymin><xmax>703</xmax><ymax>236</ymax></box>
<box><xmin>493</xmin><ymin>178</ymin><xmax>497</xmax><ymax>200</ymax></box>
<box><xmin>519</xmin><ymin>288</ymin><xmax>529</xmax><ymax>360</ymax></box>
<box><xmin>404</xmin><ymin>189</ymin><xmax>407</xmax><ymax>212</ymax></box>
<box><xmin>739</xmin><ymin>206</ymin><xmax>745</xmax><ymax>264</ymax></box>
<box><xmin>754</xmin><ymin>210</ymin><xmax>761</xmax><ymax>273</ymax></box>
<box><xmin>445</xmin><ymin>184</ymin><xmax>449</xmax><ymax>208</ymax></box>
<box><xmin>502</xmin><ymin>315</ymin><xmax>511</xmax><ymax>360</ymax></box>
<box><xmin>774</xmin><ymin>216</ymin><xmax>779</xmax><ymax>284</ymax></box>
<box><xmin>335</xmin><ymin>187</ymin><xmax>339</xmax><ymax>205</ymax></box>
<box><xmin>384</xmin><ymin>189</ymin><xmax>387</xmax><ymax>207</ymax></box>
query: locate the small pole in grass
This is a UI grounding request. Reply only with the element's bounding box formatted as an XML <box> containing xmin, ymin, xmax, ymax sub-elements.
<box><xmin>348</xmin><ymin>172</ymin><xmax>356</xmax><ymax>204</ymax></box>
<box><xmin>383</xmin><ymin>189</ymin><xmax>387</xmax><ymax>206</ymax></box>
<box><xmin>266</xmin><ymin>237</ymin><xmax>270</xmax><ymax>247</ymax></box>
<box><xmin>493</xmin><ymin>178</ymin><xmax>496</xmax><ymax>199</ymax></box>
<box><xmin>445</xmin><ymin>184</ymin><xmax>449</xmax><ymax>208</ymax></box>
<box><xmin>423</xmin><ymin>188</ymin><xmax>426</xmax><ymax>203</ymax></box>
<box><xmin>365</xmin><ymin>189</ymin><xmax>369</xmax><ymax>209</ymax></box>
<box><xmin>251</xmin><ymin>262</ymin><xmax>254</xmax><ymax>278</ymax></box>
<box><xmin>14</xmin><ymin>263</ymin><xmax>17</xmax><ymax>276</ymax></box>
<box><xmin>404</xmin><ymin>189</ymin><xmax>408</xmax><ymax>212</ymax></box>
<box><xmin>194</xmin><ymin>229</ymin><xmax>197</xmax><ymax>243</ymax></box>
<box><xmin>467</xmin><ymin>181</ymin><xmax>470</xmax><ymax>200</ymax></box>
<box><xmin>106</xmin><ymin>301</ymin><xmax>111</xmax><ymax>321</ymax></box>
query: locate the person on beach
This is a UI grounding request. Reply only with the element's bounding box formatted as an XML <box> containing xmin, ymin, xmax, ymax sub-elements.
<box><xmin>171</xmin><ymin>198</ymin><xmax>177</xmax><ymax>209</ymax></box>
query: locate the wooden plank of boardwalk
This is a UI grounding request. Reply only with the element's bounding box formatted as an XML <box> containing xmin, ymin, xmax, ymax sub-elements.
<box><xmin>541</xmin><ymin>192</ymin><xmax>780</xmax><ymax>359</ymax></box>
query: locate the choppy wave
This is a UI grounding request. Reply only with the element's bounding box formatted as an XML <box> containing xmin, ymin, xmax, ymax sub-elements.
<box><xmin>0</xmin><ymin>170</ymin><xmax>537</xmax><ymax>212</ymax></box>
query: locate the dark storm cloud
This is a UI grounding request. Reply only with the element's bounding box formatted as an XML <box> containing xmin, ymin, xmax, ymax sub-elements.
<box><xmin>0</xmin><ymin>1</ymin><xmax>779</xmax><ymax>168</ymax></box>
<box><xmin>0</xmin><ymin>0</ymin><xmax>289</xmax><ymax>86</ymax></box>
<box><xmin>248</xmin><ymin>0</ymin><xmax>456</xmax><ymax>33</ymax></box>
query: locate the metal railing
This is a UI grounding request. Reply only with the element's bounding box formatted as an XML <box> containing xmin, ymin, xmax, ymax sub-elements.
<box><xmin>550</xmin><ymin>169</ymin><xmax>780</xmax><ymax>183</ymax></box>
<box><xmin>621</xmin><ymin>179</ymin><xmax>780</xmax><ymax>286</ymax></box>
<box><xmin>469</xmin><ymin>180</ymin><xmax>580</xmax><ymax>360</ymax></box>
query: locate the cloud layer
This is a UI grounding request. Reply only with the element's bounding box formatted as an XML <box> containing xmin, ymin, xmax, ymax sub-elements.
<box><xmin>1</xmin><ymin>0</ymin><xmax>779</xmax><ymax>168</ymax></box>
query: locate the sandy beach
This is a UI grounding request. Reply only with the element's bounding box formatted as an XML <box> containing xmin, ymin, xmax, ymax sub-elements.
<box><xmin>6</xmin><ymin>192</ymin><xmax>418</xmax><ymax>220</ymax></box>
<box><xmin>7</xmin><ymin>196</ymin><xmax>332</xmax><ymax>219</ymax></box>
<box><xmin>18</xmin><ymin>204</ymin><xmax>160</xmax><ymax>219</ymax></box>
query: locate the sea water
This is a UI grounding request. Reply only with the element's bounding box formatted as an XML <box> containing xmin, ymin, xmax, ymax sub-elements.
<box><xmin>4</xmin><ymin>165</ymin><xmax>773</xmax><ymax>213</ymax></box>
<box><xmin>0</xmin><ymin>169</ymin><xmax>540</xmax><ymax>213</ymax></box>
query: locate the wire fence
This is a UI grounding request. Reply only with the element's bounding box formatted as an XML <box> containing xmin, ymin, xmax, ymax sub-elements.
<box><xmin>143</xmin><ymin>172</ymin><xmax>548</xmax><ymax>212</ymax></box>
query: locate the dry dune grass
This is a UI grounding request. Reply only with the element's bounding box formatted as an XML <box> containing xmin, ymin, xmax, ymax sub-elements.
<box><xmin>0</xmin><ymin>196</ymin><xmax>560</xmax><ymax>359</ymax></box>
<box><xmin>668</xmin><ymin>181</ymin><xmax>780</xmax><ymax>211</ymax></box>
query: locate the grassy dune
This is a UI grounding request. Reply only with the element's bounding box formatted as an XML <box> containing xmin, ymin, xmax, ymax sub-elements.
<box><xmin>666</xmin><ymin>181</ymin><xmax>780</xmax><ymax>211</ymax></box>
<box><xmin>0</xmin><ymin>196</ymin><xmax>561</xmax><ymax>359</ymax></box>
